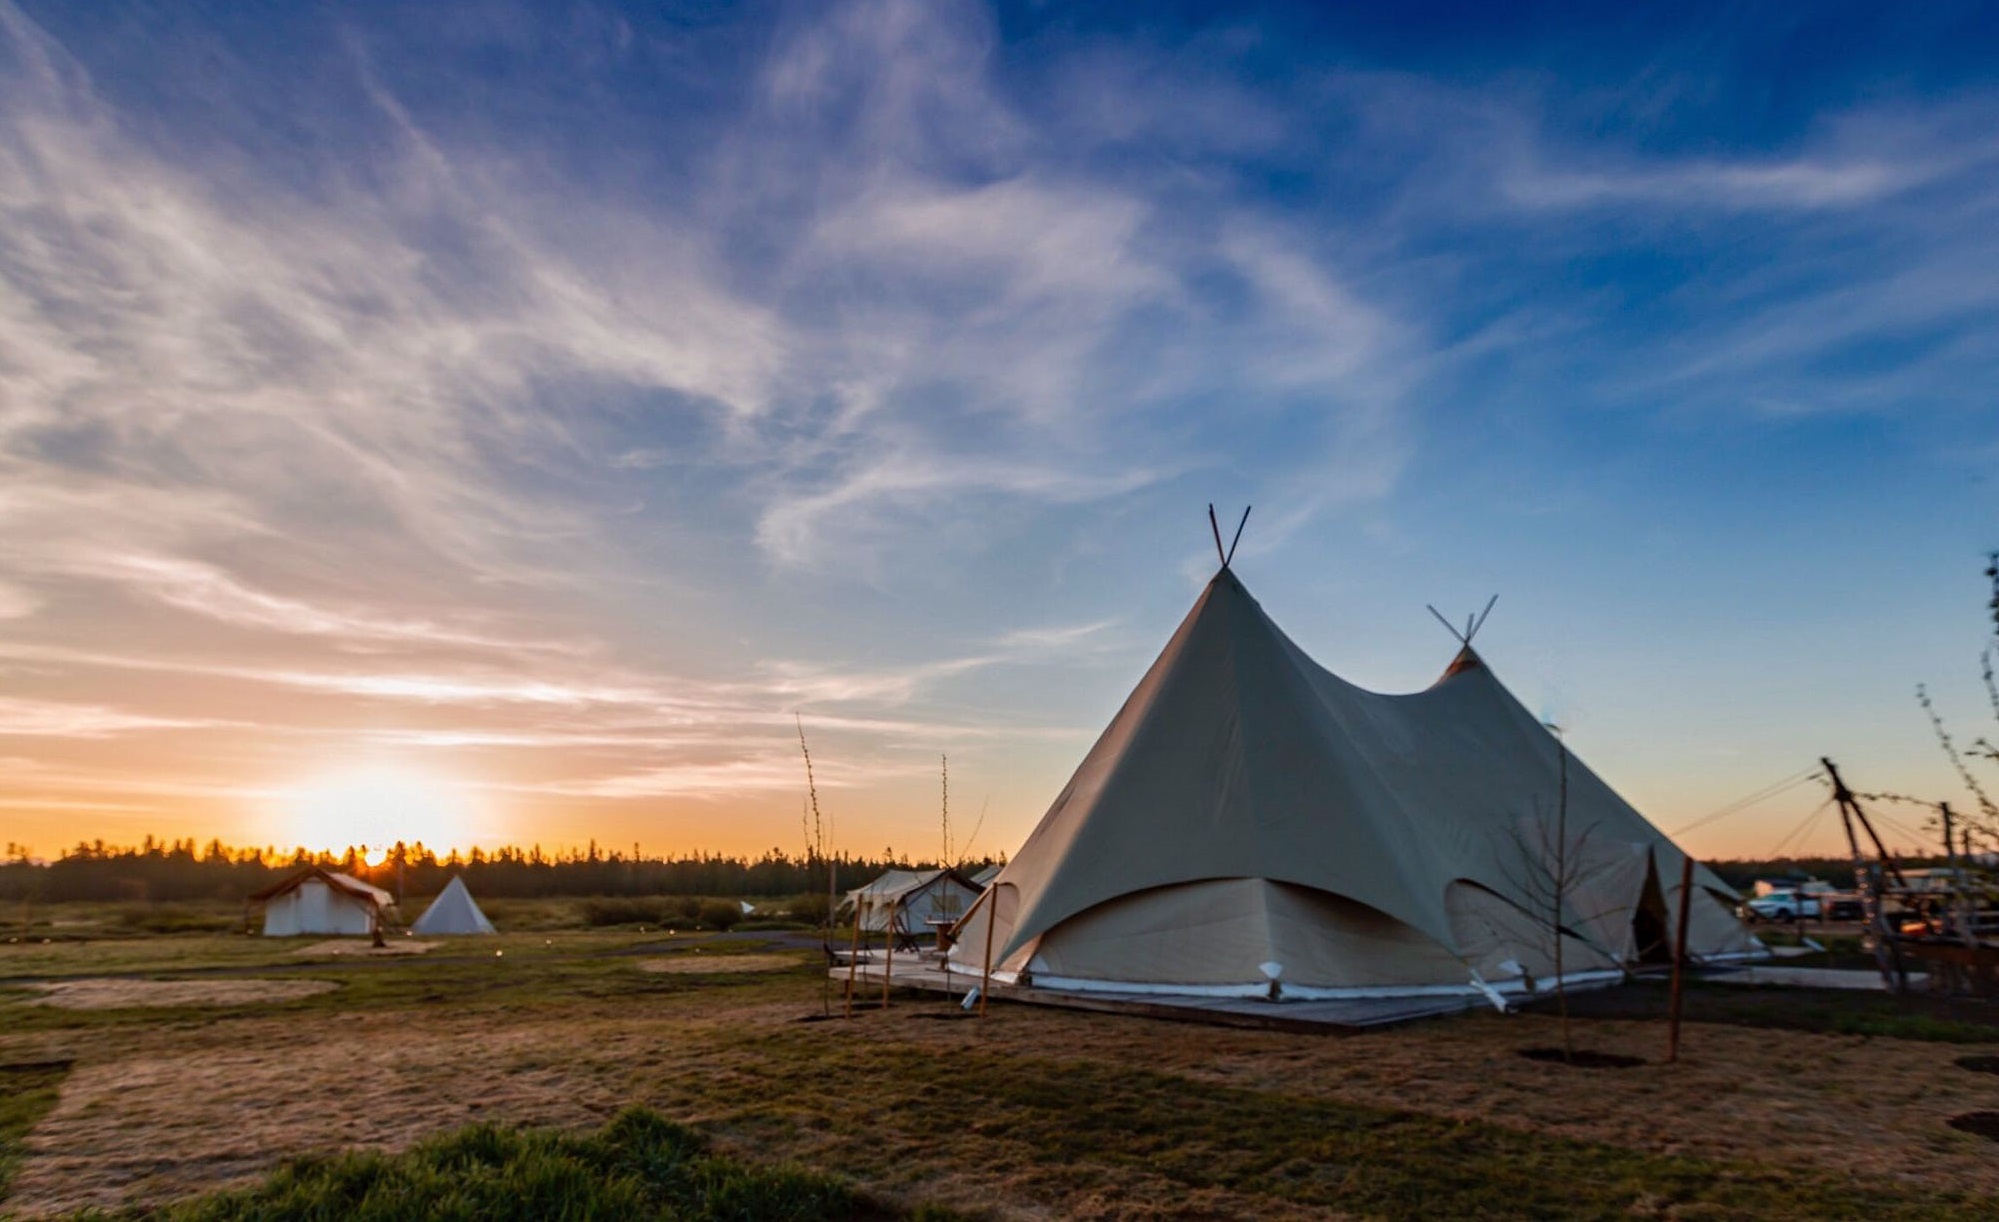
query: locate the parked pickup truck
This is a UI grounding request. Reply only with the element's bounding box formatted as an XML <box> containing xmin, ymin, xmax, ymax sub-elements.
<box><xmin>1740</xmin><ymin>890</ymin><xmax>1821</xmax><ymax>922</ymax></box>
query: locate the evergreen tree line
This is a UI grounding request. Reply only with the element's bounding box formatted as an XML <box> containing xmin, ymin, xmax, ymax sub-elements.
<box><xmin>0</xmin><ymin>837</ymin><xmax>997</xmax><ymax>905</ymax></box>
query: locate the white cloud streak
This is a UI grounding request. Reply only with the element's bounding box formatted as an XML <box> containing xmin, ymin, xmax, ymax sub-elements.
<box><xmin>2</xmin><ymin>0</ymin><xmax>1992</xmax><ymax>837</ymax></box>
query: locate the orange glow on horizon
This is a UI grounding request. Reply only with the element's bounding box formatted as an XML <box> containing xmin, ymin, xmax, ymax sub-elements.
<box><xmin>279</xmin><ymin>765</ymin><xmax>482</xmax><ymax>858</ymax></box>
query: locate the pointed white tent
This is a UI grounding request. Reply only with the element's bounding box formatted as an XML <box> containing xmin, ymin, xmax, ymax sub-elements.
<box><xmin>411</xmin><ymin>875</ymin><xmax>496</xmax><ymax>936</ymax></box>
<box><xmin>841</xmin><ymin>868</ymin><xmax>982</xmax><ymax>935</ymax></box>
<box><xmin>949</xmin><ymin>567</ymin><xmax>1757</xmax><ymax>1002</ymax></box>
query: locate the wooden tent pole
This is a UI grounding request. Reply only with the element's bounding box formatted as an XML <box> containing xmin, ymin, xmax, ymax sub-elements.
<box><xmin>1666</xmin><ymin>853</ymin><xmax>1695</xmax><ymax>1064</ymax></box>
<box><xmin>882</xmin><ymin>898</ymin><xmax>896</xmax><ymax>1010</ymax></box>
<box><xmin>845</xmin><ymin>900</ymin><xmax>861</xmax><ymax>1018</ymax></box>
<box><xmin>1822</xmin><ymin>757</ymin><xmax>1906</xmax><ymax>990</ymax></box>
<box><xmin>979</xmin><ymin>886</ymin><xmax>997</xmax><ymax>1017</ymax></box>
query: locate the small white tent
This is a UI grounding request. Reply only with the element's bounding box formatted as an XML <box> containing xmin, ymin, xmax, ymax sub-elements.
<box><xmin>949</xmin><ymin>564</ymin><xmax>1758</xmax><ymax>1002</ymax></box>
<box><xmin>841</xmin><ymin>868</ymin><xmax>982</xmax><ymax>936</ymax></box>
<box><xmin>252</xmin><ymin>868</ymin><xmax>393</xmax><ymax>937</ymax></box>
<box><xmin>411</xmin><ymin>875</ymin><xmax>496</xmax><ymax>936</ymax></box>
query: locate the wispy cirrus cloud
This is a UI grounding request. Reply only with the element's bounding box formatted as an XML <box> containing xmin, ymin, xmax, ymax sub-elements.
<box><xmin>0</xmin><ymin>696</ymin><xmax>224</xmax><ymax>738</ymax></box>
<box><xmin>2</xmin><ymin>0</ymin><xmax>1995</xmax><ymax>856</ymax></box>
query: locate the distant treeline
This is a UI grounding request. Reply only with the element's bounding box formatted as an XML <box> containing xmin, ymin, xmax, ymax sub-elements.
<box><xmin>0</xmin><ymin>838</ymin><xmax>1961</xmax><ymax>908</ymax></box>
<box><xmin>0</xmin><ymin>838</ymin><xmax>998</xmax><ymax>906</ymax></box>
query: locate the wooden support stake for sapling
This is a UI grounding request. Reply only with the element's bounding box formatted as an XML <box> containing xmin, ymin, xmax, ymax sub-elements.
<box><xmin>1667</xmin><ymin>853</ymin><xmax>1695</xmax><ymax>1064</ymax></box>
<box><xmin>882</xmin><ymin>898</ymin><xmax>896</xmax><ymax>1010</ymax></box>
<box><xmin>845</xmin><ymin>903</ymin><xmax>861</xmax><ymax>1018</ymax></box>
<box><xmin>980</xmin><ymin>886</ymin><xmax>997</xmax><ymax>1017</ymax></box>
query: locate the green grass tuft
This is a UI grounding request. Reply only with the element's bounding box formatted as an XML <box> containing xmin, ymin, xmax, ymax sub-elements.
<box><xmin>139</xmin><ymin>1107</ymin><xmax>897</xmax><ymax>1221</ymax></box>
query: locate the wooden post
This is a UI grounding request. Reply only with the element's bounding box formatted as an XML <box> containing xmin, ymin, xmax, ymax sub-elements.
<box><xmin>1943</xmin><ymin>803</ymin><xmax>1975</xmax><ymax>948</ymax></box>
<box><xmin>882</xmin><ymin>898</ymin><xmax>896</xmax><ymax>1010</ymax></box>
<box><xmin>1667</xmin><ymin>853</ymin><xmax>1695</xmax><ymax>1064</ymax></box>
<box><xmin>979</xmin><ymin>886</ymin><xmax>997</xmax><ymax>1017</ymax></box>
<box><xmin>845</xmin><ymin>901</ymin><xmax>861</xmax><ymax>1018</ymax></box>
<box><xmin>1822</xmin><ymin>757</ymin><xmax>1907</xmax><ymax>990</ymax></box>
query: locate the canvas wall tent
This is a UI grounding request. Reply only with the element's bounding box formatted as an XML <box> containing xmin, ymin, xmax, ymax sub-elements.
<box><xmin>970</xmin><ymin>864</ymin><xmax>1003</xmax><ymax>888</ymax></box>
<box><xmin>842</xmin><ymin>868</ymin><xmax>982</xmax><ymax>935</ymax></box>
<box><xmin>948</xmin><ymin>566</ymin><xmax>1759</xmax><ymax>1003</ymax></box>
<box><xmin>250</xmin><ymin>867</ymin><xmax>393</xmax><ymax>937</ymax></box>
<box><xmin>410</xmin><ymin>875</ymin><xmax>496</xmax><ymax>935</ymax></box>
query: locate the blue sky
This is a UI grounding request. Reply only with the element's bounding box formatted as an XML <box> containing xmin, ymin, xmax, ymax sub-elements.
<box><xmin>1</xmin><ymin>0</ymin><xmax>1995</xmax><ymax>861</ymax></box>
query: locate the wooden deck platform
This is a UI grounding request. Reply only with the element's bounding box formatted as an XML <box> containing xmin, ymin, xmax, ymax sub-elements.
<box><xmin>827</xmin><ymin>957</ymin><xmax>1486</xmax><ymax>1033</ymax></box>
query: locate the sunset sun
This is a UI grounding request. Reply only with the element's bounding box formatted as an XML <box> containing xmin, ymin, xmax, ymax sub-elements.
<box><xmin>281</xmin><ymin>766</ymin><xmax>479</xmax><ymax>857</ymax></box>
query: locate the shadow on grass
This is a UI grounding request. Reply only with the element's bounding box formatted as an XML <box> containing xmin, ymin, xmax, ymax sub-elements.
<box><xmin>1563</xmin><ymin>979</ymin><xmax>1999</xmax><ymax>1043</ymax></box>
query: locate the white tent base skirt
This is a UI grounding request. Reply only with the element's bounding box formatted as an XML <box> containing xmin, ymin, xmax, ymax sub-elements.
<box><xmin>1018</xmin><ymin>967</ymin><xmax>1629</xmax><ymax>1008</ymax></box>
<box><xmin>829</xmin><ymin>959</ymin><xmax>1637</xmax><ymax>1031</ymax></box>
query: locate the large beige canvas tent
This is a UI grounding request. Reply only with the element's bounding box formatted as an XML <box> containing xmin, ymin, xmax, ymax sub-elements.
<box><xmin>250</xmin><ymin>867</ymin><xmax>393</xmax><ymax>937</ymax></box>
<box><xmin>949</xmin><ymin>566</ymin><xmax>1757</xmax><ymax>1003</ymax></box>
<box><xmin>842</xmin><ymin>868</ymin><xmax>982</xmax><ymax>936</ymax></box>
<box><xmin>411</xmin><ymin>875</ymin><xmax>495</xmax><ymax>936</ymax></box>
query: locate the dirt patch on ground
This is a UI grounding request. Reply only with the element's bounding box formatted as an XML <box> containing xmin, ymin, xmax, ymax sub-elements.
<box><xmin>24</xmin><ymin>979</ymin><xmax>338</xmax><ymax>1011</ymax></box>
<box><xmin>636</xmin><ymin>954</ymin><xmax>796</xmax><ymax>974</ymax></box>
<box><xmin>293</xmin><ymin>940</ymin><xmax>435</xmax><ymax>957</ymax></box>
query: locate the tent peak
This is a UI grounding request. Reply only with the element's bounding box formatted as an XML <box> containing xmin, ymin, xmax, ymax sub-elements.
<box><xmin>1440</xmin><ymin>645</ymin><xmax>1484</xmax><ymax>680</ymax></box>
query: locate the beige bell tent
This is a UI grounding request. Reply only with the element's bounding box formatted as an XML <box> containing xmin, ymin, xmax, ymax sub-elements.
<box><xmin>410</xmin><ymin>875</ymin><xmax>496</xmax><ymax>936</ymax></box>
<box><xmin>251</xmin><ymin>867</ymin><xmax>393</xmax><ymax>937</ymax></box>
<box><xmin>842</xmin><ymin>868</ymin><xmax>982</xmax><ymax>937</ymax></box>
<box><xmin>948</xmin><ymin>566</ymin><xmax>1758</xmax><ymax>1003</ymax></box>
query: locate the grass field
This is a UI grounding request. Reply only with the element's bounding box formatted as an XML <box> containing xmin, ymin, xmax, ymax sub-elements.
<box><xmin>4</xmin><ymin>913</ymin><xmax>1999</xmax><ymax>1219</ymax></box>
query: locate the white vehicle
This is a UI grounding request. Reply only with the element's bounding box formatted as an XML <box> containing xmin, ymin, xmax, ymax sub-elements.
<box><xmin>1740</xmin><ymin>890</ymin><xmax>1821</xmax><ymax>922</ymax></box>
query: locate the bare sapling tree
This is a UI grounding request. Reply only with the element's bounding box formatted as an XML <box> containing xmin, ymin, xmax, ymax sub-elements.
<box><xmin>1913</xmin><ymin>553</ymin><xmax>1999</xmax><ymax>849</ymax></box>
<box><xmin>798</xmin><ymin>714</ymin><xmax>834</xmax><ymax>1016</ymax></box>
<box><xmin>934</xmin><ymin>754</ymin><xmax>968</xmax><ymax>929</ymax></box>
<box><xmin>1901</xmin><ymin>553</ymin><xmax>1999</xmax><ymax>957</ymax></box>
<box><xmin>1498</xmin><ymin>724</ymin><xmax>1628</xmax><ymax>1063</ymax></box>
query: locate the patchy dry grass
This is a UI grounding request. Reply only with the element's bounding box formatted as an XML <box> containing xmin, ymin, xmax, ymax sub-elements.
<box><xmin>3</xmin><ymin>936</ymin><xmax>1997</xmax><ymax>1219</ymax></box>
<box><xmin>292</xmin><ymin>939</ymin><xmax>437</xmax><ymax>957</ymax></box>
<box><xmin>637</xmin><ymin>954</ymin><xmax>796</xmax><ymax>974</ymax></box>
<box><xmin>1</xmin><ymin>1060</ymin><xmax>70</xmax><ymax>1203</ymax></box>
<box><xmin>23</xmin><ymin>979</ymin><xmax>338</xmax><ymax>1011</ymax></box>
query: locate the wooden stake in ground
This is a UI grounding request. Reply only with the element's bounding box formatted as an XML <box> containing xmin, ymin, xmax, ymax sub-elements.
<box><xmin>845</xmin><ymin>903</ymin><xmax>861</xmax><ymax>1019</ymax></box>
<box><xmin>1547</xmin><ymin>721</ymin><xmax>1572</xmax><ymax>1063</ymax></box>
<box><xmin>980</xmin><ymin>886</ymin><xmax>997</xmax><ymax>1017</ymax></box>
<box><xmin>882</xmin><ymin>898</ymin><xmax>896</xmax><ymax>1010</ymax></box>
<box><xmin>1667</xmin><ymin>853</ymin><xmax>1695</xmax><ymax>1064</ymax></box>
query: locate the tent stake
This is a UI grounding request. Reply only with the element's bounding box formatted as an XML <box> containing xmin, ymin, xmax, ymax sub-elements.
<box><xmin>979</xmin><ymin>887</ymin><xmax>997</xmax><ymax>1017</ymax></box>
<box><xmin>845</xmin><ymin>903</ymin><xmax>861</xmax><ymax>1018</ymax></box>
<box><xmin>1667</xmin><ymin>853</ymin><xmax>1694</xmax><ymax>1064</ymax></box>
<box><xmin>882</xmin><ymin>898</ymin><xmax>896</xmax><ymax>1010</ymax></box>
